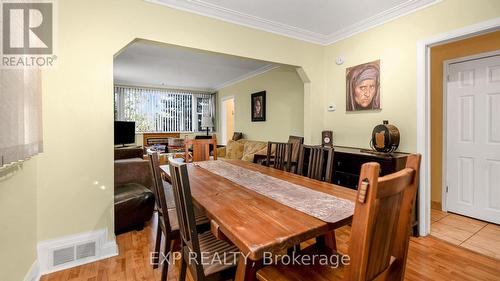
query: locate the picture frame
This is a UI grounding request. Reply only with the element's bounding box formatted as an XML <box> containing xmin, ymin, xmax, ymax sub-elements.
<box><xmin>251</xmin><ymin>91</ymin><xmax>266</xmax><ymax>122</ymax></box>
<box><xmin>346</xmin><ymin>60</ymin><xmax>381</xmax><ymax>111</ymax></box>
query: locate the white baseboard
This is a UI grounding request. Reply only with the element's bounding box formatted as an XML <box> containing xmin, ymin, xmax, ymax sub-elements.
<box><xmin>24</xmin><ymin>260</ymin><xmax>40</xmax><ymax>281</ymax></box>
<box><xmin>37</xmin><ymin>228</ymin><xmax>118</xmax><ymax>275</ymax></box>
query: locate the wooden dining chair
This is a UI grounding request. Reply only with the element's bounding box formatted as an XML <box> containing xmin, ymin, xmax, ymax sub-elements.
<box><xmin>257</xmin><ymin>154</ymin><xmax>421</xmax><ymax>281</ymax></box>
<box><xmin>148</xmin><ymin>153</ymin><xmax>209</xmax><ymax>281</ymax></box>
<box><xmin>169</xmin><ymin>160</ymin><xmax>239</xmax><ymax>281</ymax></box>
<box><xmin>184</xmin><ymin>136</ymin><xmax>218</xmax><ymax>162</ymax></box>
<box><xmin>297</xmin><ymin>145</ymin><xmax>334</xmax><ymax>183</ymax></box>
<box><xmin>287</xmin><ymin>135</ymin><xmax>304</xmax><ymax>172</ymax></box>
<box><xmin>266</xmin><ymin>141</ymin><xmax>292</xmax><ymax>172</ymax></box>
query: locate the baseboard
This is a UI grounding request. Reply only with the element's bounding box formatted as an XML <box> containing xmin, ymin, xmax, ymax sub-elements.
<box><xmin>38</xmin><ymin>228</ymin><xmax>118</xmax><ymax>275</ymax></box>
<box><xmin>24</xmin><ymin>260</ymin><xmax>41</xmax><ymax>281</ymax></box>
<box><xmin>431</xmin><ymin>201</ymin><xmax>442</xmax><ymax>210</ymax></box>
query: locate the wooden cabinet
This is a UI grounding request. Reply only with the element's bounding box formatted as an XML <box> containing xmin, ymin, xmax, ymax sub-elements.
<box><xmin>332</xmin><ymin>146</ymin><xmax>408</xmax><ymax>189</ymax></box>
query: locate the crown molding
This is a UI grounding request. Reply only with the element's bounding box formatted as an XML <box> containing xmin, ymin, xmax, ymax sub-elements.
<box><xmin>214</xmin><ymin>64</ymin><xmax>280</xmax><ymax>91</ymax></box>
<box><xmin>324</xmin><ymin>0</ymin><xmax>442</xmax><ymax>44</ymax></box>
<box><xmin>145</xmin><ymin>0</ymin><xmax>328</xmax><ymax>45</ymax></box>
<box><xmin>145</xmin><ymin>0</ymin><xmax>441</xmax><ymax>46</ymax></box>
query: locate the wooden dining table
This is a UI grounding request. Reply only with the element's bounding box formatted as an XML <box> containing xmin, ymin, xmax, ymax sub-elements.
<box><xmin>160</xmin><ymin>159</ymin><xmax>357</xmax><ymax>281</ymax></box>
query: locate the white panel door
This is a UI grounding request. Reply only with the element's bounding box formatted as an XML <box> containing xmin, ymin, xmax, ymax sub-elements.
<box><xmin>446</xmin><ymin>53</ymin><xmax>500</xmax><ymax>224</ymax></box>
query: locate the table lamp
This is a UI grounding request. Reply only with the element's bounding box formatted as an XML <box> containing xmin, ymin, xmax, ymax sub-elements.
<box><xmin>201</xmin><ymin>116</ymin><xmax>214</xmax><ymax>136</ymax></box>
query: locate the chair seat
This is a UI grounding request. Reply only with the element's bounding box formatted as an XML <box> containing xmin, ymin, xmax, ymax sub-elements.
<box><xmin>198</xmin><ymin>231</ymin><xmax>239</xmax><ymax>276</ymax></box>
<box><xmin>257</xmin><ymin>245</ymin><xmax>348</xmax><ymax>281</ymax></box>
<box><xmin>166</xmin><ymin>207</ymin><xmax>209</xmax><ymax>231</ymax></box>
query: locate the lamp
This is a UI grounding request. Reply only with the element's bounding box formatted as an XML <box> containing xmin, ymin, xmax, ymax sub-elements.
<box><xmin>201</xmin><ymin>115</ymin><xmax>214</xmax><ymax>136</ymax></box>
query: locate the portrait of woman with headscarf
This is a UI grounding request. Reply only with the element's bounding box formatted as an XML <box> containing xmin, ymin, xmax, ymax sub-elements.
<box><xmin>346</xmin><ymin>60</ymin><xmax>380</xmax><ymax>111</ymax></box>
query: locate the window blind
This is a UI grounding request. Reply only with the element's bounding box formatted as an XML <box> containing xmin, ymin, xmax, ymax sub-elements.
<box><xmin>114</xmin><ymin>86</ymin><xmax>215</xmax><ymax>133</ymax></box>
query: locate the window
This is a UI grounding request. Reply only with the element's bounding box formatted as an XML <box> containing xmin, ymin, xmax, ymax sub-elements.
<box><xmin>114</xmin><ymin>86</ymin><xmax>216</xmax><ymax>133</ymax></box>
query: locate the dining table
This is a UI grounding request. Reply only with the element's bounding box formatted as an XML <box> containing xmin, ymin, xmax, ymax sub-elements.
<box><xmin>160</xmin><ymin>159</ymin><xmax>357</xmax><ymax>281</ymax></box>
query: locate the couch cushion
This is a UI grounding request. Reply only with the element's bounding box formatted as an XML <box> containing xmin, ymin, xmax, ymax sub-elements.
<box><xmin>241</xmin><ymin>141</ymin><xmax>267</xmax><ymax>162</ymax></box>
<box><xmin>226</xmin><ymin>140</ymin><xmax>245</xmax><ymax>159</ymax></box>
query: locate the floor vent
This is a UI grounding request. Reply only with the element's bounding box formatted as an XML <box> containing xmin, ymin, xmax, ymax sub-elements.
<box><xmin>53</xmin><ymin>247</ymin><xmax>75</xmax><ymax>266</ymax></box>
<box><xmin>39</xmin><ymin>228</ymin><xmax>118</xmax><ymax>275</ymax></box>
<box><xmin>77</xmin><ymin>242</ymin><xmax>96</xmax><ymax>259</ymax></box>
<box><xmin>52</xmin><ymin>241</ymin><xmax>96</xmax><ymax>267</ymax></box>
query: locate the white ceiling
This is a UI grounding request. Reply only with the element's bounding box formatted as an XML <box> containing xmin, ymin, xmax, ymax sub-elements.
<box><xmin>147</xmin><ymin>0</ymin><xmax>440</xmax><ymax>45</ymax></box>
<box><xmin>114</xmin><ymin>41</ymin><xmax>279</xmax><ymax>91</ymax></box>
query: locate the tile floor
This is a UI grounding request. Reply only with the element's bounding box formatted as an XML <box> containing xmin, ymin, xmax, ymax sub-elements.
<box><xmin>431</xmin><ymin>208</ymin><xmax>500</xmax><ymax>260</ymax></box>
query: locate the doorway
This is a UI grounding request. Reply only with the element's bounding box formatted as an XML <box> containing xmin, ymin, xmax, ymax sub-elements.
<box><xmin>444</xmin><ymin>51</ymin><xmax>500</xmax><ymax>223</ymax></box>
<box><xmin>221</xmin><ymin>97</ymin><xmax>235</xmax><ymax>145</ymax></box>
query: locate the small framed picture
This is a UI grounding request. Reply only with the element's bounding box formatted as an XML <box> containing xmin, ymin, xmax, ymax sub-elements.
<box><xmin>251</xmin><ymin>91</ymin><xmax>266</xmax><ymax>122</ymax></box>
<box><xmin>346</xmin><ymin>60</ymin><xmax>381</xmax><ymax>111</ymax></box>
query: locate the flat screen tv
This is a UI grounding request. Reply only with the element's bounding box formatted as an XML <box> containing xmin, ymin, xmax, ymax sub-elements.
<box><xmin>114</xmin><ymin>121</ymin><xmax>136</xmax><ymax>146</ymax></box>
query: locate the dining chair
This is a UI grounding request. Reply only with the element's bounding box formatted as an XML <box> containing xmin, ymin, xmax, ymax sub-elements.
<box><xmin>169</xmin><ymin>160</ymin><xmax>239</xmax><ymax>281</ymax></box>
<box><xmin>297</xmin><ymin>145</ymin><xmax>334</xmax><ymax>183</ymax></box>
<box><xmin>184</xmin><ymin>136</ymin><xmax>218</xmax><ymax>162</ymax></box>
<box><xmin>257</xmin><ymin>154</ymin><xmax>421</xmax><ymax>281</ymax></box>
<box><xmin>287</xmin><ymin>135</ymin><xmax>304</xmax><ymax>172</ymax></box>
<box><xmin>148</xmin><ymin>153</ymin><xmax>209</xmax><ymax>281</ymax></box>
<box><xmin>266</xmin><ymin>141</ymin><xmax>292</xmax><ymax>172</ymax></box>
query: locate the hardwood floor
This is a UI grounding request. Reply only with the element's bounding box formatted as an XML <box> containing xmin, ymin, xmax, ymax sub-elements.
<box><xmin>41</xmin><ymin>213</ymin><xmax>500</xmax><ymax>281</ymax></box>
<box><xmin>431</xmin><ymin>208</ymin><xmax>500</xmax><ymax>260</ymax></box>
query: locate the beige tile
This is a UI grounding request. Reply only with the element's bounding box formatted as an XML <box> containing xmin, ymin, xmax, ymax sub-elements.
<box><xmin>438</xmin><ymin>214</ymin><xmax>487</xmax><ymax>233</ymax></box>
<box><xmin>431</xmin><ymin>209</ymin><xmax>448</xmax><ymax>223</ymax></box>
<box><xmin>431</xmin><ymin>221</ymin><xmax>474</xmax><ymax>245</ymax></box>
<box><xmin>461</xmin><ymin>224</ymin><xmax>500</xmax><ymax>260</ymax></box>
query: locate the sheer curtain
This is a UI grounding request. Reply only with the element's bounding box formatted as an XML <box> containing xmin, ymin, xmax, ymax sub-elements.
<box><xmin>0</xmin><ymin>69</ymin><xmax>43</xmax><ymax>168</ymax></box>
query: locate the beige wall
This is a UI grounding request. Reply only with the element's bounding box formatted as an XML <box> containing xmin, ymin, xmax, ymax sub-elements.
<box><xmin>430</xmin><ymin>30</ymin><xmax>500</xmax><ymax>205</ymax></box>
<box><xmin>39</xmin><ymin>0</ymin><xmax>324</xmax><ymax>242</ymax></box>
<box><xmin>217</xmin><ymin>66</ymin><xmax>304</xmax><ymax>142</ymax></box>
<box><xmin>0</xmin><ymin>159</ymin><xmax>38</xmax><ymax>281</ymax></box>
<box><xmin>324</xmin><ymin>0</ymin><xmax>500</xmax><ymax>152</ymax></box>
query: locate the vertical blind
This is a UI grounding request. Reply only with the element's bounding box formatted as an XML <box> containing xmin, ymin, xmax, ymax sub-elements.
<box><xmin>114</xmin><ymin>85</ymin><xmax>216</xmax><ymax>133</ymax></box>
<box><xmin>0</xmin><ymin>69</ymin><xmax>43</xmax><ymax>168</ymax></box>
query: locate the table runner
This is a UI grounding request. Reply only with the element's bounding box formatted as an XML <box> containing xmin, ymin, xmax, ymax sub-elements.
<box><xmin>193</xmin><ymin>160</ymin><xmax>355</xmax><ymax>223</ymax></box>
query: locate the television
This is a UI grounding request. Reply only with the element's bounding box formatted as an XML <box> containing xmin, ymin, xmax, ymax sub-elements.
<box><xmin>114</xmin><ymin>121</ymin><xmax>136</xmax><ymax>146</ymax></box>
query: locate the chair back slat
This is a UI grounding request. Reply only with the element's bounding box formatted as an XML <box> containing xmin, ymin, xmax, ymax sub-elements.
<box><xmin>168</xmin><ymin>160</ymin><xmax>204</xmax><ymax>277</ymax></box>
<box><xmin>266</xmin><ymin>142</ymin><xmax>292</xmax><ymax>171</ymax></box>
<box><xmin>297</xmin><ymin>145</ymin><xmax>334</xmax><ymax>183</ymax></box>
<box><xmin>184</xmin><ymin>136</ymin><xmax>217</xmax><ymax>162</ymax></box>
<box><xmin>148</xmin><ymin>152</ymin><xmax>173</xmax><ymax>233</ymax></box>
<box><xmin>347</xmin><ymin>154</ymin><xmax>420</xmax><ymax>281</ymax></box>
<box><xmin>287</xmin><ymin>135</ymin><xmax>304</xmax><ymax>164</ymax></box>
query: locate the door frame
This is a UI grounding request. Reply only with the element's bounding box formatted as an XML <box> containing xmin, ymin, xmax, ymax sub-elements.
<box><xmin>441</xmin><ymin>50</ymin><xmax>500</xmax><ymax>212</ymax></box>
<box><xmin>416</xmin><ymin>17</ymin><xmax>500</xmax><ymax>236</ymax></box>
<box><xmin>220</xmin><ymin>95</ymin><xmax>235</xmax><ymax>145</ymax></box>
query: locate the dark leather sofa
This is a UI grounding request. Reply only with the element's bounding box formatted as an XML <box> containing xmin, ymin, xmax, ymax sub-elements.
<box><xmin>114</xmin><ymin>147</ymin><xmax>155</xmax><ymax>234</ymax></box>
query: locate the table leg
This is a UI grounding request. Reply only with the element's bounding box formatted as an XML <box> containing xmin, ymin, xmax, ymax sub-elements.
<box><xmin>235</xmin><ymin>255</ymin><xmax>263</xmax><ymax>281</ymax></box>
<box><xmin>316</xmin><ymin>230</ymin><xmax>337</xmax><ymax>252</ymax></box>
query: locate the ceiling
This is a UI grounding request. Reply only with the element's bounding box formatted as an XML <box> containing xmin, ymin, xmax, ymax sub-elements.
<box><xmin>114</xmin><ymin>41</ymin><xmax>279</xmax><ymax>91</ymax></box>
<box><xmin>146</xmin><ymin>0</ymin><xmax>440</xmax><ymax>45</ymax></box>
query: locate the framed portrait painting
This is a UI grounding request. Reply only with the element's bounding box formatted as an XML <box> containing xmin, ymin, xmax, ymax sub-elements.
<box><xmin>346</xmin><ymin>60</ymin><xmax>381</xmax><ymax>111</ymax></box>
<box><xmin>251</xmin><ymin>91</ymin><xmax>266</xmax><ymax>122</ymax></box>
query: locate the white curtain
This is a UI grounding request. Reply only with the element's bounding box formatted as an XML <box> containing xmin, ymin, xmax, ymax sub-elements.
<box><xmin>0</xmin><ymin>69</ymin><xmax>43</xmax><ymax>167</ymax></box>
